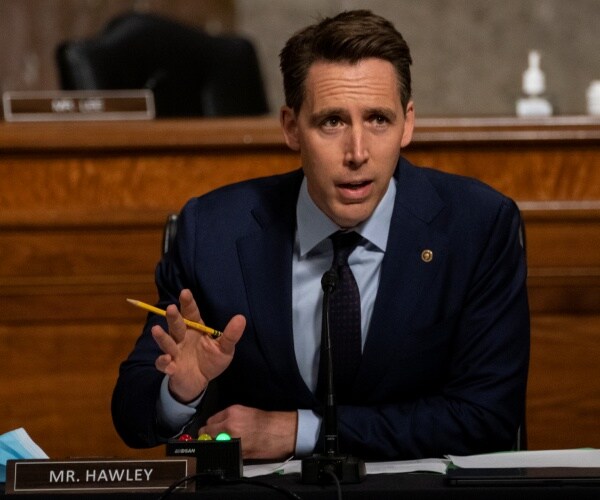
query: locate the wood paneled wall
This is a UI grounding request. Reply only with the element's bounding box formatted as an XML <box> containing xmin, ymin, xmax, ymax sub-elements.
<box><xmin>1</xmin><ymin>116</ymin><xmax>599</xmax><ymax>458</ymax></box>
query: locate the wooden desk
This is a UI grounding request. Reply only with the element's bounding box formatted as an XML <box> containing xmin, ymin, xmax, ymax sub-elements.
<box><xmin>1</xmin><ymin>116</ymin><xmax>599</xmax><ymax>458</ymax></box>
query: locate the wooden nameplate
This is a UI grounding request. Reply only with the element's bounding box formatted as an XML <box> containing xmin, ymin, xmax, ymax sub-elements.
<box><xmin>2</xmin><ymin>89</ymin><xmax>155</xmax><ymax>122</ymax></box>
<box><xmin>5</xmin><ymin>457</ymin><xmax>195</xmax><ymax>494</ymax></box>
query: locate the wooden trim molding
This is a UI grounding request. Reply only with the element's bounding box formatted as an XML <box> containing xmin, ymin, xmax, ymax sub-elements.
<box><xmin>1</xmin><ymin>115</ymin><xmax>599</xmax><ymax>152</ymax></box>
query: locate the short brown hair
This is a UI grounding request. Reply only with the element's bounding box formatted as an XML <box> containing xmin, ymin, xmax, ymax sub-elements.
<box><xmin>279</xmin><ymin>10</ymin><xmax>412</xmax><ymax>113</ymax></box>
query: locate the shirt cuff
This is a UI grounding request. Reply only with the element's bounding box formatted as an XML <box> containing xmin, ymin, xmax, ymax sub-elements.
<box><xmin>156</xmin><ymin>376</ymin><xmax>203</xmax><ymax>436</ymax></box>
<box><xmin>296</xmin><ymin>409</ymin><xmax>321</xmax><ymax>456</ymax></box>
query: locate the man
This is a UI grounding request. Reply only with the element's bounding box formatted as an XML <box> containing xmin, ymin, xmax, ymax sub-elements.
<box><xmin>112</xmin><ymin>10</ymin><xmax>529</xmax><ymax>460</ymax></box>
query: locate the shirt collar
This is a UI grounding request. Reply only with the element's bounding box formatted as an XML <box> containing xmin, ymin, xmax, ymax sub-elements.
<box><xmin>296</xmin><ymin>176</ymin><xmax>396</xmax><ymax>256</ymax></box>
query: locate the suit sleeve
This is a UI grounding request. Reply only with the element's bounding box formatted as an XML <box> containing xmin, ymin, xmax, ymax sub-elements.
<box><xmin>111</xmin><ymin>210</ymin><xmax>193</xmax><ymax>448</ymax></box>
<box><xmin>331</xmin><ymin>198</ymin><xmax>530</xmax><ymax>459</ymax></box>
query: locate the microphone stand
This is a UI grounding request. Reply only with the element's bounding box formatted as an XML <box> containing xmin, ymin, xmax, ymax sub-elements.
<box><xmin>301</xmin><ymin>269</ymin><xmax>366</xmax><ymax>484</ymax></box>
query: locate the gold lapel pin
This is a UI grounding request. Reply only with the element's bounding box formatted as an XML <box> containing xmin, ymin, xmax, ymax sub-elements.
<box><xmin>421</xmin><ymin>249</ymin><xmax>433</xmax><ymax>263</ymax></box>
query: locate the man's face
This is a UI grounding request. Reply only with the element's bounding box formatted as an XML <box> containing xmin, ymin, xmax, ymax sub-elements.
<box><xmin>281</xmin><ymin>58</ymin><xmax>414</xmax><ymax>228</ymax></box>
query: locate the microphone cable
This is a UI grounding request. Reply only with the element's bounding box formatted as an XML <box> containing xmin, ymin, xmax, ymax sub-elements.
<box><xmin>157</xmin><ymin>471</ymin><xmax>304</xmax><ymax>500</ymax></box>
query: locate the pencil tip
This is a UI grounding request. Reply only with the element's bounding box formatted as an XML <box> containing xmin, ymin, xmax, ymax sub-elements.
<box><xmin>126</xmin><ymin>298</ymin><xmax>137</xmax><ymax>304</ymax></box>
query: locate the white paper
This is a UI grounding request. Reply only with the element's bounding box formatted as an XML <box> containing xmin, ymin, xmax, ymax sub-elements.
<box><xmin>244</xmin><ymin>449</ymin><xmax>600</xmax><ymax>477</ymax></box>
<box><xmin>448</xmin><ymin>449</ymin><xmax>600</xmax><ymax>468</ymax></box>
<box><xmin>244</xmin><ymin>457</ymin><xmax>299</xmax><ymax>477</ymax></box>
<box><xmin>366</xmin><ymin>458</ymin><xmax>449</xmax><ymax>474</ymax></box>
<box><xmin>243</xmin><ymin>457</ymin><xmax>449</xmax><ymax>477</ymax></box>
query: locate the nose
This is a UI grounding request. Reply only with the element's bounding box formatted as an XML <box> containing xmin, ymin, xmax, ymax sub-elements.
<box><xmin>344</xmin><ymin>125</ymin><xmax>369</xmax><ymax>168</ymax></box>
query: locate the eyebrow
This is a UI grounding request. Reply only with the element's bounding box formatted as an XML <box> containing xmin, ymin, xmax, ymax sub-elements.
<box><xmin>365</xmin><ymin>107</ymin><xmax>398</xmax><ymax>121</ymax></box>
<box><xmin>309</xmin><ymin>106</ymin><xmax>398</xmax><ymax>126</ymax></box>
<box><xmin>309</xmin><ymin>107</ymin><xmax>346</xmax><ymax>126</ymax></box>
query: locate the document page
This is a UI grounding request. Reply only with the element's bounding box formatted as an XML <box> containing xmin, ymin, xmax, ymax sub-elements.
<box><xmin>448</xmin><ymin>449</ymin><xmax>600</xmax><ymax>468</ymax></box>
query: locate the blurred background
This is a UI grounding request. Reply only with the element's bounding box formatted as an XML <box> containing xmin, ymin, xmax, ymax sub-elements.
<box><xmin>1</xmin><ymin>0</ymin><xmax>599</xmax><ymax>117</ymax></box>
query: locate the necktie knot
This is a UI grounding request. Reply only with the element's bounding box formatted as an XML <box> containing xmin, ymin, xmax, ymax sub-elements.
<box><xmin>330</xmin><ymin>231</ymin><xmax>362</xmax><ymax>268</ymax></box>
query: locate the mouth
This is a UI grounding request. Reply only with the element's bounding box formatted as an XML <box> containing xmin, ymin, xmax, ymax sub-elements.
<box><xmin>338</xmin><ymin>180</ymin><xmax>371</xmax><ymax>189</ymax></box>
<box><xmin>336</xmin><ymin>180</ymin><xmax>373</xmax><ymax>200</ymax></box>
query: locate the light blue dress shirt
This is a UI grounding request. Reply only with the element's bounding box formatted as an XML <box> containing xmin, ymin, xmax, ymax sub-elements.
<box><xmin>158</xmin><ymin>177</ymin><xmax>396</xmax><ymax>456</ymax></box>
<box><xmin>293</xmin><ymin>177</ymin><xmax>395</xmax><ymax>454</ymax></box>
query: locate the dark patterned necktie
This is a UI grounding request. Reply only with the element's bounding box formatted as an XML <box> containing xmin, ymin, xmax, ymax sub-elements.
<box><xmin>318</xmin><ymin>230</ymin><xmax>363</xmax><ymax>403</ymax></box>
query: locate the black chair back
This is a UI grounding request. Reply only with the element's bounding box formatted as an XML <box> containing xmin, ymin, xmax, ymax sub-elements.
<box><xmin>56</xmin><ymin>12</ymin><xmax>269</xmax><ymax>117</ymax></box>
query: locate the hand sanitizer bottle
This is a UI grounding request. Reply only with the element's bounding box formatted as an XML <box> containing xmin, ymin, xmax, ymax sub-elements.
<box><xmin>586</xmin><ymin>81</ymin><xmax>600</xmax><ymax>115</ymax></box>
<box><xmin>516</xmin><ymin>50</ymin><xmax>553</xmax><ymax>117</ymax></box>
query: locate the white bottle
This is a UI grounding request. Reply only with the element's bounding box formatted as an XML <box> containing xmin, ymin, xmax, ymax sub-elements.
<box><xmin>516</xmin><ymin>50</ymin><xmax>553</xmax><ymax>117</ymax></box>
<box><xmin>586</xmin><ymin>81</ymin><xmax>600</xmax><ymax>115</ymax></box>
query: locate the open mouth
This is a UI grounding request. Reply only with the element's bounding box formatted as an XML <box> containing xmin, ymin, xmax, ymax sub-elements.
<box><xmin>336</xmin><ymin>180</ymin><xmax>373</xmax><ymax>201</ymax></box>
<box><xmin>339</xmin><ymin>180</ymin><xmax>371</xmax><ymax>190</ymax></box>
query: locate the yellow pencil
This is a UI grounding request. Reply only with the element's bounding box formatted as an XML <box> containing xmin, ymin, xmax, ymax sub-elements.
<box><xmin>126</xmin><ymin>298</ymin><xmax>222</xmax><ymax>339</ymax></box>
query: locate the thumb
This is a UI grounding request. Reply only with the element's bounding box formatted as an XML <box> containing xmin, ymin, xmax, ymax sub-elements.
<box><xmin>218</xmin><ymin>314</ymin><xmax>246</xmax><ymax>353</ymax></box>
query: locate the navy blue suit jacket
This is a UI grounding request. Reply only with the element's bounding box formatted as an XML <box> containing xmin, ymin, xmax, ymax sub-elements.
<box><xmin>112</xmin><ymin>157</ymin><xmax>530</xmax><ymax>459</ymax></box>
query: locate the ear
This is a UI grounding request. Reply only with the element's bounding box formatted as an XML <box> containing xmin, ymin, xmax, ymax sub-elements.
<box><xmin>280</xmin><ymin>105</ymin><xmax>300</xmax><ymax>151</ymax></box>
<box><xmin>400</xmin><ymin>101</ymin><xmax>415</xmax><ymax>148</ymax></box>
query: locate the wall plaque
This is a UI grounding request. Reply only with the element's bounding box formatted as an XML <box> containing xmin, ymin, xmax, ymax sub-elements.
<box><xmin>5</xmin><ymin>457</ymin><xmax>195</xmax><ymax>494</ymax></box>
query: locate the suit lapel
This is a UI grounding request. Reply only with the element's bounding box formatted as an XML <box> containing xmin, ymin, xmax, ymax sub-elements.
<box><xmin>356</xmin><ymin>160</ymin><xmax>449</xmax><ymax>392</ymax></box>
<box><xmin>235</xmin><ymin>171</ymin><xmax>314</xmax><ymax>400</ymax></box>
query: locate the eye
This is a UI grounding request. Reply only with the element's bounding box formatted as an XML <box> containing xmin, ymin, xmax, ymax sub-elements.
<box><xmin>322</xmin><ymin>116</ymin><xmax>343</xmax><ymax>128</ymax></box>
<box><xmin>371</xmin><ymin>114</ymin><xmax>389</xmax><ymax>125</ymax></box>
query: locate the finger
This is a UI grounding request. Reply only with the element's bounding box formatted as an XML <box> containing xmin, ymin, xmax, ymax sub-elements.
<box><xmin>155</xmin><ymin>353</ymin><xmax>175</xmax><ymax>374</ymax></box>
<box><xmin>218</xmin><ymin>315</ymin><xmax>246</xmax><ymax>353</ymax></box>
<box><xmin>179</xmin><ymin>289</ymin><xmax>203</xmax><ymax>324</ymax></box>
<box><xmin>165</xmin><ymin>304</ymin><xmax>188</xmax><ymax>343</ymax></box>
<box><xmin>198</xmin><ymin>408</ymin><xmax>233</xmax><ymax>438</ymax></box>
<box><xmin>151</xmin><ymin>325</ymin><xmax>179</xmax><ymax>357</ymax></box>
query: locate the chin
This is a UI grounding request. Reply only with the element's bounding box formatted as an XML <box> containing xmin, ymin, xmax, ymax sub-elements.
<box><xmin>332</xmin><ymin>213</ymin><xmax>369</xmax><ymax>229</ymax></box>
<box><xmin>327</xmin><ymin>201</ymin><xmax>375</xmax><ymax>228</ymax></box>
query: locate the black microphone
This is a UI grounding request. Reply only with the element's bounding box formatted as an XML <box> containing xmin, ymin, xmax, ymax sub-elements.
<box><xmin>320</xmin><ymin>268</ymin><xmax>339</xmax><ymax>456</ymax></box>
<box><xmin>301</xmin><ymin>268</ymin><xmax>366</xmax><ymax>484</ymax></box>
